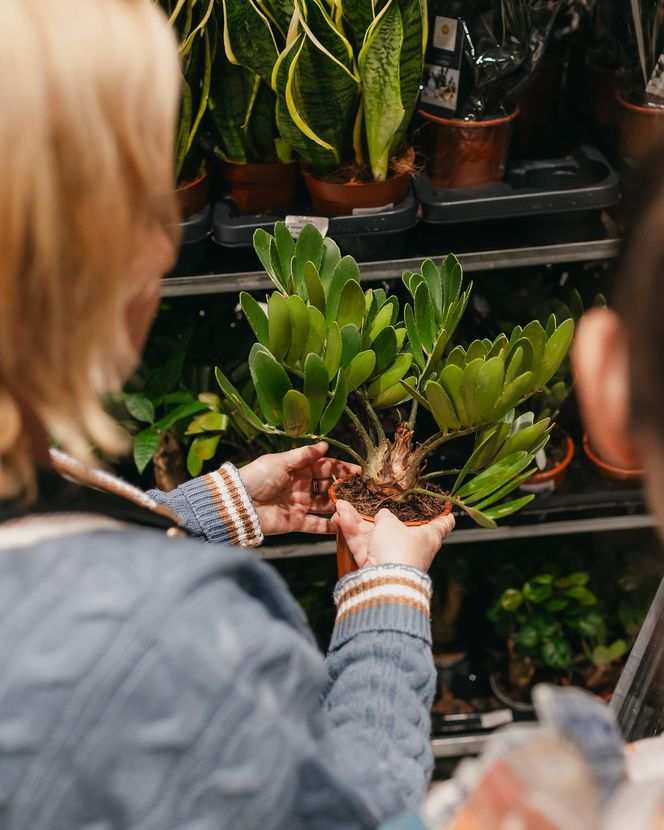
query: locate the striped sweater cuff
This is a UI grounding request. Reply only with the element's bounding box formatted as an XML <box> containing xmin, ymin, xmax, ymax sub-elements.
<box><xmin>179</xmin><ymin>463</ymin><xmax>264</xmax><ymax>547</ymax></box>
<box><xmin>330</xmin><ymin>565</ymin><xmax>433</xmax><ymax>650</ymax></box>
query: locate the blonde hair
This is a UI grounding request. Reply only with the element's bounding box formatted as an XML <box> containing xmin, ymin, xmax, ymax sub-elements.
<box><xmin>0</xmin><ymin>0</ymin><xmax>180</xmax><ymax>500</ymax></box>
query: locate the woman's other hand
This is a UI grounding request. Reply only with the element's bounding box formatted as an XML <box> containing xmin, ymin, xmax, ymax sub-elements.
<box><xmin>332</xmin><ymin>499</ymin><xmax>455</xmax><ymax>572</ymax></box>
<box><xmin>239</xmin><ymin>442</ymin><xmax>360</xmax><ymax>535</ymax></box>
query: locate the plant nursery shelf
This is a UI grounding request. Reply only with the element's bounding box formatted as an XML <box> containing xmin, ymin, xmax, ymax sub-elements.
<box><xmin>162</xmin><ymin>237</ymin><xmax>622</xmax><ymax>298</ymax></box>
<box><xmin>431</xmin><ymin>734</ymin><xmax>490</xmax><ymax>759</ymax></box>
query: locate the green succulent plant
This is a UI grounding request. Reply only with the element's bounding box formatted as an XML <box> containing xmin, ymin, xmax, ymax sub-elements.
<box><xmin>219</xmin><ymin>0</ymin><xmax>426</xmax><ymax>180</ymax></box>
<box><xmin>214</xmin><ymin>222</ymin><xmax>575</xmax><ymax>528</ymax></box>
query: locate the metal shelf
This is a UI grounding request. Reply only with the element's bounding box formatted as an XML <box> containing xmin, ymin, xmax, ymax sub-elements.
<box><xmin>162</xmin><ymin>236</ymin><xmax>622</xmax><ymax>298</ymax></box>
<box><xmin>260</xmin><ymin>512</ymin><xmax>655</xmax><ymax>561</ymax></box>
<box><xmin>431</xmin><ymin>734</ymin><xmax>490</xmax><ymax>759</ymax></box>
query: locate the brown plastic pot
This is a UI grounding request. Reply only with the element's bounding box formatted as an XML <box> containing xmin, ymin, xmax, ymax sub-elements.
<box><xmin>515</xmin><ymin>60</ymin><xmax>564</xmax><ymax>155</ymax></box>
<box><xmin>618</xmin><ymin>94</ymin><xmax>664</xmax><ymax>161</ymax></box>
<box><xmin>418</xmin><ymin>104</ymin><xmax>519</xmax><ymax>189</ymax></box>
<box><xmin>220</xmin><ymin>159</ymin><xmax>299</xmax><ymax>214</ymax></box>
<box><xmin>175</xmin><ymin>172</ymin><xmax>209</xmax><ymax>218</ymax></box>
<box><xmin>521</xmin><ymin>430</ymin><xmax>575</xmax><ymax>495</ymax></box>
<box><xmin>302</xmin><ymin>169</ymin><xmax>411</xmax><ymax>217</ymax></box>
<box><xmin>329</xmin><ymin>475</ymin><xmax>452</xmax><ymax>579</ymax></box>
<box><xmin>583</xmin><ymin>434</ymin><xmax>644</xmax><ymax>482</ymax></box>
<box><xmin>587</xmin><ymin>65</ymin><xmax>621</xmax><ymax>129</ymax></box>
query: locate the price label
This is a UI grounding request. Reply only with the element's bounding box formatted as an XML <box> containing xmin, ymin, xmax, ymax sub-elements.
<box><xmin>480</xmin><ymin>709</ymin><xmax>514</xmax><ymax>730</ymax></box>
<box><xmin>285</xmin><ymin>215</ymin><xmax>329</xmax><ymax>239</ymax></box>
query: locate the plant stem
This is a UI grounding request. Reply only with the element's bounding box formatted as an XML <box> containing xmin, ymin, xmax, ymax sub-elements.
<box><xmin>357</xmin><ymin>393</ymin><xmax>387</xmax><ymax>446</ymax></box>
<box><xmin>408</xmin><ymin>399</ymin><xmax>418</xmax><ymax>431</ymax></box>
<box><xmin>344</xmin><ymin>407</ymin><xmax>376</xmax><ymax>458</ymax></box>
<box><xmin>421</xmin><ymin>469</ymin><xmax>461</xmax><ymax>480</ymax></box>
<box><xmin>311</xmin><ymin>434</ymin><xmax>366</xmax><ymax>466</ymax></box>
<box><xmin>412</xmin><ymin>427</ymin><xmax>476</xmax><ymax>466</ymax></box>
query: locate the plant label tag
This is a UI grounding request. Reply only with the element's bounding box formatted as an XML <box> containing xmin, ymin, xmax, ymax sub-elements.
<box><xmin>646</xmin><ymin>53</ymin><xmax>664</xmax><ymax>106</ymax></box>
<box><xmin>480</xmin><ymin>709</ymin><xmax>513</xmax><ymax>730</ymax></box>
<box><xmin>520</xmin><ymin>479</ymin><xmax>556</xmax><ymax>495</ymax></box>
<box><xmin>285</xmin><ymin>215</ymin><xmax>329</xmax><ymax>239</ymax></box>
<box><xmin>420</xmin><ymin>11</ymin><xmax>463</xmax><ymax>118</ymax></box>
<box><xmin>352</xmin><ymin>203</ymin><xmax>394</xmax><ymax>215</ymax></box>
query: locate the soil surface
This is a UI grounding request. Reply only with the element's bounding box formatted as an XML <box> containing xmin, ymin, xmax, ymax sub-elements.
<box><xmin>535</xmin><ymin>428</ymin><xmax>569</xmax><ymax>475</ymax></box>
<box><xmin>334</xmin><ymin>475</ymin><xmax>449</xmax><ymax>522</ymax></box>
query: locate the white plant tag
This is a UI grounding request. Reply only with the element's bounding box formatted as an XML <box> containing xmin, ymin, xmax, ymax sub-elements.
<box><xmin>480</xmin><ymin>709</ymin><xmax>514</xmax><ymax>729</ymax></box>
<box><xmin>285</xmin><ymin>215</ymin><xmax>329</xmax><ymax>239</ymax></box>
<box><xmin>352</xmin><ymin>203</ymin><xmax>394</xmax><ymax>215</ymax></box>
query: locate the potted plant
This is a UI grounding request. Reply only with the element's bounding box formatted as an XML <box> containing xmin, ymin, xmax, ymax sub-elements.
<box><xmin>209</xmin><ymin>0</ymin><xmax>300</xmax><ymax>214</ymax></box>
<box><xmin>487</xmin><ymin>568</ymin><xmax>629</xmax><ymax>710</ymax></box>
<box><xmin>582</xmin><ymin>434</ymin><xmax>644</xmax><ymax>483</ymax></box>
<box><xmin>214</xmin><ymin>222</ymin><xmax>575</xmax><ymax>576</ymax></box>
<box><xmin>157</xmin><ymin>0</ymin><xmax>216</xmax><ymax>217</ymax></box>
<box><xmin>417</xmin><ymin>0</ymin><xmax>559</xmax><ymax>188</ymax></box>
<box><xmin>614</xmin><ymin>0</ymin><xmax>664</xmax><ymax>159</ymax></box>
<box><xmin>271</xmin><ymin>0</ymin><xmax>426</xmax><ymax>215</ymax></box>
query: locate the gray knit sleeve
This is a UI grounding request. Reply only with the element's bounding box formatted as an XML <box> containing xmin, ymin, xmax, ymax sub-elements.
<box><xmin>147</xmin><ymin>462</ymin><xmax>263</xmax><ymax>546</ymax></box>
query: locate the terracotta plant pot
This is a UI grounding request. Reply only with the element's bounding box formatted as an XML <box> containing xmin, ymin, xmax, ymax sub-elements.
<box><xmin>587</xmin><ymin>65</ymin><xmax>621</xmax><ymax>129</ymax></box>
<box><xmin>618</xmin><ymin>94</ymin><xmax>664</xmax><ymax>161</ymax></box>
<box><xmin>418</xmin><ymin>104</ymin><xmax>519</xmax><ymax>189</ymax></box>
<box><xmin>302</xmin><ymin>169</ymin><xmax>411</xmax><ymax>217</ymax></box>
<box><xmin>176</xmin><ymin>172</ymin><xmax>209</xmax><ymax>219</ymax></box>
<box><xmin>521</xmin><ymin>429</ymin><xmax>575</xmax><ymax>495</ymax></box>
<box><xmin>583</xmin><ymin>434</ymin><xmax>644</xmax><ymax>482</ymax></box>
<box><xmin>515</xmin><ymin>60</ymin><xmax>564</xmax><ymax>155</ymax></box>
<box><xmin>220</xmin><ymin>159</ymin><xmax>299</xmax><ymax>215</ymax></box>
<box><xmin>329</xmin><ymin>475</ymin><xmax>452</xmax><ymax>579</ymax></box>
<box><xmin>489</xmin><ymin>673</ymin><xmax>535</xmax><ymax>715</ymax></box>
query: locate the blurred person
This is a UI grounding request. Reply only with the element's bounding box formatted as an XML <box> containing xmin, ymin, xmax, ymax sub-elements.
<box><xmin>0</xmin><ymin>1</ymin><xmax>455</xmax><ymax>827</ymax></box>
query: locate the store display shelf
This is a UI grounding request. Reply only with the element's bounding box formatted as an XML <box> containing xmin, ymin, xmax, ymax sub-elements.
<box><xmin>431</xmin><ymin>734</ymin><xmax>490</xmax><ymax>759</ymax></box>
<box><xmin>161</xmin><ymin>235</ymin><xmax>622</xmax><ymax>298</ymax></box>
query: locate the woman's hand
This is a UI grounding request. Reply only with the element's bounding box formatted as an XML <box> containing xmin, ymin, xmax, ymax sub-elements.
<box><xmin>238</xmin><ymin>442</ymin><xmax>360</xmax><ymax>536</ymax></box>
<box><xmin>332</xmin><ymin>499</ymin><xmax>455</xmax><ymax>572</ymax></box>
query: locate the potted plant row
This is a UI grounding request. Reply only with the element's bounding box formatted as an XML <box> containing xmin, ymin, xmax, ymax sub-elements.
<box><xmin>213</xmin><ymin>0</ymin><xmax>426</xmax><ymax>216</ymax></box>
<box><xmin>213</xmin><ymin>221</ymin><xmax>575</xmax><ymax>577</ymax></box>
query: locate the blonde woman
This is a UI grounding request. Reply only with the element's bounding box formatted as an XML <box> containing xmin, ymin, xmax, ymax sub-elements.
<box><xmin>0</xmin><ymin>1</ymin><xmax>455</xmax><ymax>827</ymax></box>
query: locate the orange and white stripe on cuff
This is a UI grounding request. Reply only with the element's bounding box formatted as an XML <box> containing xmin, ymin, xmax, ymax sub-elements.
<box><xmin>334</xmin><ymin>565</ymin><xmax>432</xmax><ymax>624</ymax></box>
<box><xmin>203</xmin><ymin>463</ymin><xmax>263</xmax><ymax>548</ymax></box>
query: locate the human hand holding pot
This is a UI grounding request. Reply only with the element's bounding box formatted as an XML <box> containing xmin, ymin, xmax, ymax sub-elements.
<box><xmin>238</xmin><ymin>442</ymin><xmax>360</xmax><ymax>535</ymax></box>
<box><xmin>332</xmin><ymin>499</ymin><xmax>455</xmax><ymax>572</ymax></box>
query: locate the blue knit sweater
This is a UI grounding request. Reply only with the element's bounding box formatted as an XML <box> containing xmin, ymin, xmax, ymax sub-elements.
<box><xmin>0</xmin><ymin>465</ymin><xmax>436</xmax><ymax>829</ymax></box>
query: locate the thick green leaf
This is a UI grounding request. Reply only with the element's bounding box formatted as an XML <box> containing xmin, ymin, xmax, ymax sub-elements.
<box><xmin>286</xmin><ymin>294</ymin><xmax>310</xmax><ymax>363</ymax></box>
<box><xmin>593</xmin><ymin>640</ymin><xmax>627</xmax><ymax>665</ymax></box>
<box><xmin>454</xmin><ymin>451</ymin><xmax>530</xmax><ymax>498</ymax></box>
<box><xmin>482</xmin><ymin>494</ymin><xmax>535</xmax><ymax>520</ymax></box>
<box><xmin>395</xmin><ymin>327</ymin><xmax>407</xmax><ymax>351</ymax></box>
<box><xmin>495</xmin><ymin>371</ymin><xmax>535</xmax><ymax>416</ymax></box>
<box><xmin>541</xmin><ymin>638</ymin><xmax>573</xmax><ymax>670</ymax></box>
<box><xmin>320</xmin><ymin>236</ymin><xmax>342</xmax><ymax>285</ymax></box>
<box><xmin>373</xmin><ymin>376</ymin><xmax>415</xmax><ymax>409</ymax></box>
<box><xmin>469</xmin><ymin>422</ymin><xmax>510</xmax><ymax>471</ymax></box>
<box><xmin>283</xmin><ymin>389</ymin><xmax>312</xmax><ymax>436</ymax></box>
<box><xmin>494</xmin><ymin>419</ymin><xmax>551</xmax><ymax>464</ymax></box>
<box><xmin>371</xmin><ymin>326</ymin><xmax>398</xmax><ymax>374</ymax></box>
<box><xmin>303</xmin><ymin>261</ymin><xmax>326</xmax><ymax>313</ymax></box>
<box><xmin>191</xmin><ymin>434</ymin><xmax>221</xmax><ymax>461</ymax></box>
<box><xmin>154</xmin><ymin>401</ymin><xmax>210</xmax><ymax>431</ymax></box>
<box><xmin>426</xmin><ymin>380</ymin><xmax>459</xmax><ymax>431</ymax></box>
<box><xmin>185</xmin><ymin>411</ymin><xmax>229</xmax><ymax>434</ymax></box>
<box><xmin>124</xmin><ymin>394</ymin><xmax>155</xmax><ymax>424</ymax></box>
<box><xmin>215</xmin><ymin>367</ymin><xmax>270</xmax><ymax>432</ymax></box>
<box><xmin>358</xmin><ymin>0</ymin><xmax>404</xmax><ymax>180</ymax></box>
<box><xmin>367</xmin><ymin>354</ymin><xmax>412</xmax><ymax>398</ymax></box>
<box><xmin>257</xmin><ymin>0</ymin><xmax>295</xmax><ymax>39</ymax></box>
<box><xmin>338</xmin><ymin>0</ymin><xmax>374</xmax><ymax>51</ymax></box>
<box><xmin>414</xmin><ymin>281</ymin><xmax>435</xmax><ymax>353</ymax></box>
<box><xmin>404</xmin><ymin>303</ymin><xmax>425</xmax><ymax>368</ymax></box>
<box><xmin>466</xmin><ymin>340</ymin><xmax>488</xmax><ymax>363</ymax></box>
<box><xmin>133</xmin><ymin>427</ymin><xmax>160</xmax><ymax>474</ymax></box>
<box><xmin>476</xmin><ymin>356</ymin><xmax>505</xmax><ymax>421</ymax></box>
<box><xmin>421</xmin><ymin>325</ymin><xmax>451</xmax><ymax>383</ymax></box>
<box><xmin>521</xmin><ymin>320</ymin><xmax>547</xmax><ymax>370</ymax></box>
<box><xmin>324</xmin><ymin>321</ymin><xmax>343</xmax><ymax>379</ymax></box>
<box><xmin>319</xmin><ymin>372</ymin><xmax>348</xmax><ymax>435</ymax></box>
<box><xmin>249</xmin><ymin>344</ymin><xmax>293</xmax><ymax>426</ymax></box>
<box><xmin>241</xmin><ymin>292</ymin><xmax>270</xmax><ymax>347</ymax></box>
<box><xmin>501</xmin><ymin>588</ymin><xmax>523</xmax><ymax>612</ymax></box>
<box><xmin>303</xmin><ymin>352</ymin><xmax>329</xmax><ymax>429</ymax></box>
<box><xmin>565</xmin><ymin>586</ymin><xmax>598</xmax><ymax>605</ymax></box>
<box><xmin>439</xmin><ymin>363</ymin><xmax>468</xmax><ymax>424</ymax></box>
<box><xmin>222</xmin><ymin>0</ymin><xmax>279</xmax><ymax>81</ymax></box>
<box><xmin>440</xmin><ymin>254</ymin><xmax>462</xmax><ymax>319</ymax></box>
<box><xmin>446</xmin><ymin>345</ymin><xmax>466</xmax><ymax>368</ymax></box>
<box><xmin>268</xmin><ymin>292</ymin><xmax>291</xmax><ymax>361</ymax></box>
<box><xmin>253</xmin><ymin>229</ymin><xmax>285</xmax><ymax>291</ymax></box>
<box><xmin>368</xmin><ymin>303</ymin><xmax>394</xmax><ymax>343</ymax></box>
<box><xmin>461</xmin><ymin>358</ymin><xmax>485</xmax><ymax>425</ymax></box>
<box><xmin>274</xmin><ymin>222</ymin><xmax>296</xmax><ymax>283</ymax></box>
<box><xmin>346</xmin><ymin>350</ymin><xmax>376</xmax><ymax>391</ymax></box>
<box><xmin>294</xmin><ymin>223</ymin><xmax>325</xmax><ymax>297</ymax></box>
<box><xmin>539</xmin><ymin>318</ymin><xmax>575</xmax><ymax>387</ymax></box>
<box><xmin>337</xmin><ymin>280</ymin><xmax>366</xmax><ymax>329</ymax></box>
<box><xmin>304</xmin><ymin>305</ymin><xmax>327</xmax><ymax>355</ymax></box>
<box><xmin>186</xmin><ymin>440</ymin><xmax>204</xmax><ymax>477</ymax></box>
<box><xmin>420</xmin><ymin>259</ymin><xmax>443</xmax><ymax>321</ymax></box>
<box><xmin>488</xmin><ymin>333</ymin><xmax>509</xmax><ymax>360</ymax></box>
<box><xmin>340</xmin><ymin>324</ymin><xmax>361</xmax><ymax>367</ymax></box>
<box><xmin>325</xmin><ymin>256</ymin><xmax>361</xmax><ymax>324</ymax></box>
<box><xmin>474</xmin><ymin>468</ymin><xmax>537</xmax><ymax>510</ymax></box>
<box><xmin>460</xmin><ymin>505</ymin><xmax>497</xmax><ymax>529</ymax></box>
<box><xmin>395</xmin><ymin>0</ymin><xmax>426</xmax><ymax>153</ymax></box>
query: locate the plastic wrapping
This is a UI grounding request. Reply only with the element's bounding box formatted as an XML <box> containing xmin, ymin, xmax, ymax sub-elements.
<box><xmin>420</xmin><ymin>0</ymin><xmax>562</xmax><ymax>120</ymax></box>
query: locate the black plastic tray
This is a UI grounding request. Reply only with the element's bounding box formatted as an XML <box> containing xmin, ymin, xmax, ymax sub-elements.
<box><xmin>211</xmin><ymin>190</ymin><xmax>419</xmax><ymax>262</ymax></box>
<box><xmin>415</xmin><ymin>145</ymin><xmax>620</xmax><ymax>224</ymax></box>
<box><xmin>168</xmin><ymin>203</ymin><xmax>212</xmax><ymax>278</ymax></box>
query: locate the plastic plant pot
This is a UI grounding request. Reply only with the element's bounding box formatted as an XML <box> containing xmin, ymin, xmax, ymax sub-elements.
<box><xmin>587</xmin><ymin>65</ymin><xmax>621</xmax><ymax>129</ymax></box>
<box><xmin>329</xmin><ymin>475</ymin><xmax>452</xmax><ymax>579</ymax></box>
<box><xmin>515</xmin><ymin>60</ymin><xmax>564</xmax><ymax>155</ymax></box>
<box><xmin>489</xmin><ymin>673</ymin><xmax>535</xmax><ymax>715</ymax></box>
<box><xmin>302</xmin><ymin>169</ymin><xmax>411</xmax><ymax>217</ymax></box>
<box><xmin>219</xmin><ymin>159</ymin><xmax>300</xmax><ymax>215</ymax></box>
<box><xmin>618</xmin><ymin>94</ymin><xmax>664</xmax><ymax>161</ymax></box>
<box><xmin>521</xmin><ymin>429</ymin><xmax>575</xmax><ymax>496</ymax></box>
<box><xmin>418</xmin><ymin>104</ymin><xmax>520</xmax><ymax>189</ymax></box>
<box><xmin>583</xmin><ymin>434</ymin><xmax>644</xmax><ymax>482</ymax></box>
<box><xmin>176</xmin><ymin>171</ymin><xmax>209</xmax><ymax>219</ymax></box>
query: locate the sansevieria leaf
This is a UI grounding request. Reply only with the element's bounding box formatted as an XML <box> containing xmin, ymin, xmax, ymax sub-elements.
<box><xmin>338</xmin><ymin>0</ymin><xmax>374</xmax><ymax>51</ymax></box>
<box><xmin>222</xmin><ymin>0</ymin><xmax>279</xmax><ymax>82</ymax></box>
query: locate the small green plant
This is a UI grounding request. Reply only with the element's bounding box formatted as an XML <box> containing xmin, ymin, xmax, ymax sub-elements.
<box><xmin>215</xmin><ymin>222</ymin><xmax>575</xmax><ymax>528</ymax></box>
<box><xmin>221</xmin><ymin>0</ymin><xmax>426</xmax><ymax>180</ymax></box>
<box><xmin>488</xmin><ymin>570</ymin><xmax>628</xmax><ymax>692</ymax></box>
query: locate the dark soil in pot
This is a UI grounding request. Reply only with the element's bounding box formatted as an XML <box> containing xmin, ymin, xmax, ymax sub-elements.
<box><xmin>521</xmin><ymin>428</ymin><xmax>574</xmax><ymax>494</ymax></box>
<box><xmin>219</xmin><ymin>159</ymin><xmax>300</xmax><ymax>214</ymax></box>
<box><xmin>332</xmin><ymin>474</ymin><xmax>448</xmax><ymax>522</ymax></box>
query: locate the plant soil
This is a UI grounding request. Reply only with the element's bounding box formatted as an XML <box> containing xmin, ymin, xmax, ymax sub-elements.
<box><xmin>538</xmin><ymin>429</ymin><xmax>569</xmax><ymax>474</ymax></box>
<box><xmin>334</xmin><ymin>474</ymin><xmax>448</xmax><ymax>521</ymax></box>
<box><xmin>496</xmin><ymin>664</ymin><xmax>621</xmax><ymax>705</ymax></box>
<box><xmin>316</xmin><ymin>146</ymin><xmax>419</xmax><ymax>185</ymax></box>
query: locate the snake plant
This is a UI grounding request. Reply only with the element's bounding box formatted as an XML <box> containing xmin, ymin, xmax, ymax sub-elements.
<box><xmin>215</xmin><ymin>0</ymin><xmax>426</xmax><ymax>180</ymax></box>
<box><xmin>215</xmin><ymin>223</ymin><xmax>575</xmax><ymax>528</ymax></box>
<box><xmin>210</xmin><ymin>0</ymin><xmax>294</xmax><ymax>163</ymax></box>
<box><xmin>157</xmin><ymin>0</ymin><xmax>217</xmax><ymax>181</ymax></box>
